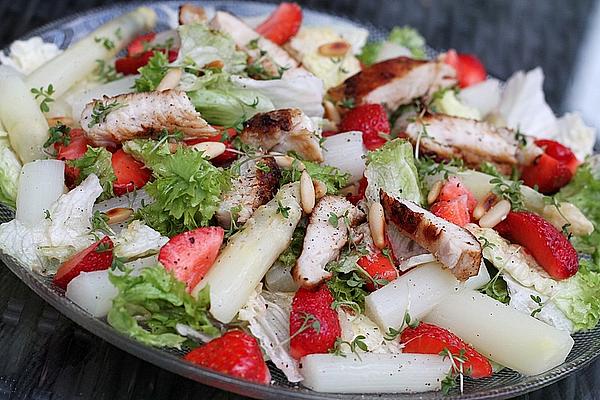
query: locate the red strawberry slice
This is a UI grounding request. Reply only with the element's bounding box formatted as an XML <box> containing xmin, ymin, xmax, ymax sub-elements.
<box><xmin>256</xmin><ymin>3</ymin><xmax>303</xmax><ymax>45</ymax></box>
<box><xmin>159</xmin><ymin>226</ymin><xmax>224</xmax><ymax>291</ymax></box>
<box><xmin>127</xmin><ymin>32</ymin><xmax>156</xmax><ymax>57</ymax></box>
<box><xmin>111</xmin><ymin>149</ymin><xmax>152</xmax><ymax>196</ymax></box>
<box><xmin>346</xmin><ymin>176</ymin><xmax>367</xmax><ymax>205</ymax></box>
<box><xmin>55</xmin><ymin>128</ymin><xmax>90</xmax><ymax>188</ymax></box>
<box><xmin>357</xmin><ymin>250</ymin><xmax>398</xmax><ymax>291</ymax></box>
<box><xmin>495</xmin><ymin>211</ymin><xmax>578</xmax><ymax>280</ymax></box>
<box><xmin>430</xmin><ymin>195</ymin><xmax>471</xmax><ymax>227</ymax></box>
<box><xmin>535</xmin><ymin>139</ymin><xmax>579</xmax><ymax>174</ymax></box>
<box><xmin>437</xmin><ymin>176</ymin><xmax>477</xmax><ymax>214</ymax></box>
<box><xmin>521</xmin><ymin>153</ymin><xmax>573</xmax><ymax>194</ymax></box>
<box><xmin>53</xmin><ymin>236</ymin><xmax>114</xmax><ymax>289</ymax></box>
<box><xmin>339</xmin><ymin>104</ymin><xmax>390</xmax><ymax>150</ymax></box>
<box><xmin>444</xmin><ymin>50</ymin><xmax>487</xmax><ymax>88</ymax></box>
<box><xmin>290</xmin><ymin>285</ymin><xmax>341</xmax><ymax>359</ymax></box>
<box><xmin>184</xmin><ymin>330</ymin><xmax>271</xmax><ymax>384</ymax></box>
<box><xmin>401</xmin><ymin>322</ymin><xmax>492</xmax><ymax>379</ymax></box>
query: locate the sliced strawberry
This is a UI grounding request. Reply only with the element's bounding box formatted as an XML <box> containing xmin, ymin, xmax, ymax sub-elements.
<box><xmin>346</xmin><ymin>176</ymin><xmax>367</xmax><ymax>204</ymax></box>
<box><xmin>401</xmin><ymin>322</ymin><xmax>492</xmax><ymax>379</ymax></box>
<box><xmin>357</xmin><ymin>250</ymin><xmax>398</xmax><ymax>291</ymax></box>
<box><xmin>339</xmin><ymin>104</ymin><xmax>390</xmax><ymax>150</ymax></box>
<box><xmin>430</xmin><ymin>195</ymin><xmax>471</xmax><ymax>227</ymax></box>
<box><xmin>159</xmin><ymin>226</ymin><xmax>224</xmax><ymax>291</ymax></box>
<box><xmin>184</xmin><ymin>127</ymin><xmax>238</xmax><ymax>166</ymax></box>
<box><xmin>290</xmin><ymin>285</ymin><xmax>341</xmax><ymax>359</ymax></box>
<box><xmin>111</xmin><ymin>149</ymin><xmax>152</xmax><ymax>196</ymax></box>
<box><xmin>53</xmin><ymin>236</ymin><xmax>114</xmax><ymax>289</ymax></box>
<box><xmin>444</xmin><ymin>50</ymin><xmax>487</xmax><ymax>88</ymax></box>
<box><xmin>535</xmin><ymin>139</ymin><xmax>580</xmax><ymax>175</ymax></box>
<box><xmin>521</xmin><ymin>153</ymin><xmax>573</xmax><ymax>194</ymax></box>
<box><xmin>184</xmin><ymin>330</ymin><xmax>270</xmax><ymax>384</ymax></box>
<box><xmin>256</xmin><ymin>3</ymin><xmax>302</xmax><ymax>45</ymax></box>
<box><xmin>437</xmin><ymin>176</ymin><xmax>477</xmax><ymax>214</ymax></box>
<box><xmin>127</xmin><ymin>32</ymin><xmax>156</xmax><ymax>57</ymax></box>
<box><xmin>115</xmin><ymin>49</ymin><xmax>178</xmax><ymax>75</ymax></box>
<box><xmin>495</xmin><ymin>211</ymin><xmax>578</xmax><ymax>280</ymax></box>
<box><xmin>55</xmin><ymin>129</ymin><xmax>90</xmax><ymax>187</ymax></box>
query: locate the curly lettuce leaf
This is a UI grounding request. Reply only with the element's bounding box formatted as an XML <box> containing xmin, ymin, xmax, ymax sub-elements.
<box><xmin>134</xmin><ymin>51</ymin><xmax>170</xmax><ymax>92</ymax></box>
<box><xmin>365</xmin><ymin>139</ymin><xmax>422</xmax><ymax>204</ymax></box>
<box><xmin>388</xmin><ymin>26</ymin><xmax>426</xmax><ymax>59</ymax></box>
<box><xmin>67</xmin><ymin>146</ymin><xmax>115</xmax><ymax>201</ymax></box>
<box><xmin>107</xmin><ymin>264</ymin><xmax>218</xmax><ymax>349</ymax></box>
<box><xmin>279</xmin><ymin>158</ymin><xmax>350</xmax><ymax>195</ymax></box>
<box><xmin>0</xmin><ymin>135</ymin><xmax>21</xmax><ymax>208</ymax></box>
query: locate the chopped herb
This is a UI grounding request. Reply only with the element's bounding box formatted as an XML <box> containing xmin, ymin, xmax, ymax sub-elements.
<box><xmin>383</xmin><ymin>312</ymin><xmax>418</xmax><ymax>341</ymax></box>
<box><xmin>439</xmin><ymin>348</ymin><xmax>468</xmax><ymax>394</ymax></box>
<box><xmin>339</xmin><ymin>97</ymin><xmax>355</xmax><ymax>109</ymax></box>
<box><xmin>328</xmin><ymin>212</ymin><xmax>339</xmax><ymax>228</ymax></box>
<box><xmin>88</xmin><ymin>100</ymin><xmax>126</xmax><ymax>128</ymax></box>
<box><xmin>276</xmin><ymin>199</ymin><xmax>290</xmax><ymax>219</ymax></box>
<box><xmin>290</xmin><ymin>312</ymin><xmax>321</xmax><ymax>341</ymax></box>
<box><xmin>530</xmin><ymin>294</ymin><xmax>544</xmax><ymax>317</ymax></box>
<box><xmin>44</xmin><ymin>122</ymin><xmax>71</xmax><ymax>148</ymax></box>
<box><xmin>479</xmin><ymin>262</ymin><xmax>510</xmax><ymax>304</ymax></box>
<box><xmin>111</xmin><ymin>256</ymin><xmax>127</xmax><ymax>271</ymax></box>
<box><xmin>277</xmin><ymin>223</ymin><xmax>306</xmax><ymax>268</ymax></box>
<box><xmin>43</xmin><ymin>210</ymin><xmax>51</xmax><ymax>220</ymax></box>
<box><xmin>330</xmin><ymin>335</ymin><xmax>368</xmax><ymax>358</ymax></box>
<box><xmin>480</xmin><ymin>162</ymin><xmax>504</xmax><ymax>178</ymax></box>
<box><xmin>94</xmin><ymin>60</ymin><xmax>123</xmax><ymax>83</ymax></box>
<box><xmin>514</xmin><ymin>128</ymin><xmax>527</xmax><ymax>148</ymax></box>
<box><xmin>115</xmin><ymin>27</ymin><xmax>123</xmax><ymax>40</ymax></box>
<box><xmin>326</xmin><ymin>253</ymin><xmax>370</xmax><ymax>313</ymax></box>
<box><xmin>91</xmin><ymin>210</ymin><xmax>114</xmax><ymax>235</ymax></box>
<box><xmin>478</xmin><ymin>236</ymin><xmax>496</xmax><ymax>251</ymax></box>
<box><xmin>247</xmin><ymin>38</ymin><xmax>259</xmax><ymax>49</ymax></box>
<box><xmin>134</xmin><ymin>51</ymin><xmax>170</xmax><ymax>92</ymax></box>
<box><xmin>31</xmin><ymin>84</ymin><xmax>55</xmax><ymax>113</ymax></box>
<box><xmin>490</xmin><ymin>177</ymin><xmax>525</xmax><ymax>210</ymax></box>
<box><xmin>95</xmin><ymin>241</ymin><xmax>112</xmax><ymax>253</ymax></box>
<box><xmin>94</xmin><ymin>36</ymin><xmax>115</xmax><ymax>50</ymax></box>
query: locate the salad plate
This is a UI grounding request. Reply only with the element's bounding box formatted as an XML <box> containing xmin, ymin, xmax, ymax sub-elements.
<box><xmin>1</xmin><ymin>1</ymin><xmax>600</xmax><ymax>399</ymax></box>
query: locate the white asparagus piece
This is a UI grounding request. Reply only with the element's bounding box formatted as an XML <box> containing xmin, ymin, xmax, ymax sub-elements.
<box><xmin>301</xmin><ymin>353</ymin><xmax>452</xmax><ymax>393</ymax></box>
<box><xmin>191</xmin><ymin>183</ymin><xmax>302</xmax><ymax>323</ymax></box>
<box><xmin>425</xmin><ymin>289</ymin><xmax>574</xmax><ymax>376</ymax></box>
<box><xmin>26</xmin><ymin>7</ymin><xmax>156</xmax><ymax>98</ymax></box>
<box><xmin>0</xmin><ymin>66</ymin><xmax>49</xmax><ymax>162</ymax></box>
<box><xmin>365</xmin><ymin>262</ymin><xmax>458</xmax><ymax>331</ymax></box>
<box><xmin>66</xmin><ymin>270</ymin><xmax>118</xmax><ymax>318</ymax></box>
<box><xmin>15</xmin><ymin>160</ymin><xmax>65</xmax><ymax>225</ymax></box>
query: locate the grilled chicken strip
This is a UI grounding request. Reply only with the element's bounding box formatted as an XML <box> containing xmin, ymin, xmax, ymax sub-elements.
<box><xmin>240</xmin><ymin>108</ymin><xmax>324</xmax><ymax>162</ymax></box>
<box><xmin>403</xmin><ymin>114</ymin><xmax>519</xmax><ymax>175</ymax></box>
<box><xmin>209</xmin><ymin>11</ymin><xmax>298</xmax><ymax>71</ymax></box>
<box><xmin>216</xmin><ymin>157</ymin><xmax>281</xmax><ymax>228</ymax></box>
<box><xmin>293</xmin><ymin>196</ymin><xmax>365</xmax><ymax>288</ymax></box>
<box><xmin>381</xmin><ymin>193</ymin><xmax>482</xmax><ymax>281</ymax></box>
<box><xmin>81</xmin><ymin>90</ymin><xmax>216</xmax><ymax>147</ymax></box>
<box><xmin>327</xmin><ymin>57</ymin><xmax>456</xmax><ymax>112</ymax></box>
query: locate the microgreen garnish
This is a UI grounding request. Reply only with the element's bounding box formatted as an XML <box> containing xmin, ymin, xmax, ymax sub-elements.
<box><xmin>88</xmin><ymin>100</ymin><xmax>126</xmax><ymax>128</ymax></box>
<box><xmin>31</xmin><ymin>84</ymin><xmax>55</xmax><ymax>113</ymax></box>
<box><xmin>43</xmin><ymin>122</ymin><xmax>71</xmax><ymax>148</ymax></box>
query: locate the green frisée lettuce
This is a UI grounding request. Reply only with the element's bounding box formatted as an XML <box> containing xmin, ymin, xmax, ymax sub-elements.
<box><xmin>134</xmin><ymin>51</ymin><xmax>170</xmax><ymax>92</ymax></box>
<box><xmin>107</xmin><ymin>264</ymin><xmax>218</xmax><ymax>349</ymax></box>
<box><xmin>0</xmin><ymin>134</ymin><xmax>21</xmax><ymax>208</ymax></box>
<box><xmin>279</xmin><ymin>157</ymin><xmax>350</xmax><ymax>195</ymax></box>
<box><xmin>358</xmin><ymin>26</ymin><xmax>426</xmax><ymax>66</ymax></box>
<box><xmin>364</xmin><ymin>139</ymin><xmax>422</xmax><ymax>204</ymax></box>
<box><xmin>67</xmin><ymin>146</ymin><xmax>115</xmax><ymax>201</ymax></box>
<box><xmin>127</xmin><ymin>140</ymin><xmax>231</xmax><ymax>236</ymax></box>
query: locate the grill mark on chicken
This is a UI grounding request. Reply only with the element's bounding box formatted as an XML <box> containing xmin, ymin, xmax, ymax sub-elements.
<box><xmin>80</xmin><ymin>90</ymin><xmax>216</xmax><ymax>146</ymax></box>
<box><xmin>327</xmin><ymin>57</ymin><xmax>456</xmax><ymax>112</ymax></box>
<box><xmin>381</xmin><ymin>192</ymin><xmax>482</xmax><ymax>281</ymax></box>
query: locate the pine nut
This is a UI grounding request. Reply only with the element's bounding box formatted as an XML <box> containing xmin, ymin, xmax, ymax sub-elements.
<box><xmin>369</xmin><ymin>202</ymin><xmax>386</xmax><ymax>249</ymax></box>
<box><xmin>313</xmin><ymin>179</ymin><xmax>327</xmax><ymax>199</ymax></box>
<box><xmin>270</xmin><ymin>152</ymin><xmax>305</xmax><ymax>171</ymax></box>
<box><xmin>478</xmin><ymin>199</ymin><xmax>511</xmax><ymax>228</ymax></box>
<box><xmin>105</xmin><ymin>207</ymin><xmax>133</xmax><ymax>225</ymax></box>
<box><xmin>205</xmin><ymin>59</ymin><xmax>225</xmax><ymax>70</ymax></box>
<box><xmin>47</xmin><ymin>117</ymin><xmax>74</xmax><ymax>127</ymax></box>
<box><xmin>427</xmin><ymin>180</ymin><xmax>443</xmax><ymax>205</ymax></box>
<box><xmin>156</xmin><ymin>68</ymin><xmax>183</xmax><ymax>91</ymax></box>
<box><xmin>300</xmin><ymin>170</ymin><xmax>315</xmax><ymax>214</ymax></box>
<box><xmin>318</xmin><ymin>41</ymin><xmax>351</xmax><ymax>57</ymax></box>
<box><xmin>323</xmin><ymin>100</ymin><xmax>341</xmax><ymax>125</ymax></box>
<box><xmin>473</xmin><ymin>192</ymin><xmax>499</xmax><ymax>220</ymax></box>
<box><xmin>190</xmin><ymin>142</ymin><xmax>226</xmax><ymax>159</ymax></box>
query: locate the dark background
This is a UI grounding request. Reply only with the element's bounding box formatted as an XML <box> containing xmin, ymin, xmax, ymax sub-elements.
<box><xmin>1</xmin><ymin>1</ymin><xmax>599</xmax><ymax>399</ymax></box>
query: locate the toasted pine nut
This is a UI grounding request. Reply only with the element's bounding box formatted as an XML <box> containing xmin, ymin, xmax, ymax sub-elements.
<box><xmin>190</xmin><ymin>142</ymin><xmax>226</xmax><ymax>159</ymax></box>
<box><xmin>105</xmin><ymin>207</ymin><xmax>133</xmax><ymax>225</ymax></box>
<box><xmin>270</xmin><ymin>152</ymin><xmax>305</xmax><ymax>171</ymax></box>
<box><xmin>427</xmin><ymin>180</ymin><xmax>443</xmax><ymax>205</ymax></box>
<box><xmin>473</xmin><ymin>192</ymin><xmax>499</xmax><ymax>220</ymax></box>
<box><xmin>313</xmin><ymin>179</ymin><xmax>327</xmax><ymax>199</ymax></box>
<box><xmin>300</xmin><ymin>171</ymin><xmax>315</xmax><ymax>214</ymax></box>
<box><xmin>323</xmin><ymin>100</ymin><xmax>341</xmax><ymax>125</ymax></box>
<box><xmin>369</xmin><ymin>202</ymin><xmax>386</xmax><ymax>249</ymax></box>
<box><xmin>479</xmin><ymin>199</ymin><xmax>511</xmax><ymax>228</ymax></box>
<box><xmin>205</xmin><ymin>59</ymin><xmax>225</xmax><ymax>70</ymax></box>
<box><xmin>156</xmin><ymin>68</ymin><xmax>183</xmax><ymax>91</ymax></box>
<box><xmin>318</xmin><ymin>41</ymin><xmax>351</xmax><ymax>57</ymax></box>
<box><xmin>47</xmin><ymin>117</ymin><xmax>74</xmax><ymax>127</ymax></box>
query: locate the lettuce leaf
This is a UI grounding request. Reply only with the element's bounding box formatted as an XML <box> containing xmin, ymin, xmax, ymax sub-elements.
<box><xmin>134</xmin><ymin>51</ymin><xmax>170</xmax><ymax>92</ymax></box>
<box><xmin>364</xmin><ymin>139</ymin><xmax>422</xmax><ymax>204</ymax></box>
<box><xmin>67</xmin><ymin>146</ymin><xmax>115</xmax><ymax>201</ymax></box>
<box><xmin>388</xmin><ymin>26</ymin><xmax>427</xmax><ymax>59</ymax></box>
<box><xmin>0</xmin><ymin>134</ymin><xmax>21</xmax><ymax>208</ymax></box>
<box><xmin>279</xmin><ymin>158</ymin><xmax>350</xmax><ymax>195</ymax></box>
<box><xmin>107</xmin><ymin>264</ymin><xmax>218</xmax><ymax>349</ymax></box>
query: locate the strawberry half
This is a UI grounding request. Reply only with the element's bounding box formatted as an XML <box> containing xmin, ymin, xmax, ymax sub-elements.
<box><xmin>184</xmin><ymin>330</ymin><xmax>271</xmax><ymax>384</ymax></box>
<box><xmin>535</xmin><ymin>139</ymin><xmax>579</xmax><ymax>174</ymax></box>
<box><xmin>256</xmin><ymin>3</ymin><xmax>303</xmax><ymax>45</ymax></box>
<box><xmin>112</xmin><ymin>149</ymin><xmax>152</xmax><ymax>196</ymax></box>
<box><xmin>346</xmin><ymin>176</ymin><xmax>367</xmax><ymax>205</ymax></box>
<box><xmin>521</xmin><ymin>153</ymin><xmax>573</xmax><ymax>195</ymax></box>
<box><xmin>55</xmin><ymin>128</ymin><xmax>90</xmax><ymax>188</ymax></box>
<box><xmin>401</xmin><ymin>322</ymin><xmax>492</xmax><ymax>379</ymax></box>
<box><xmin>357</xmin><ymin>250</ymin><xmax>398</xmax><ymax>291</ymax></box>
<box><xmin>159</xmin><ymin>226</ymin><xmax>224</xmax><ymax>291</ymax></box>
<box><xmin>338</xmin><ymin>104</ymin><xmax>390</xmax><ymax>150</ymax></box>
<box><xmin>495</xmin><ymin>211</ymin><xmax>579</xmax><ymax>280</ymax></box>
<box><xmin>127</xmin><ymin>32</ymin><xmax>156</xmax><ymax>57</ymax></box>
<box><xmin>290</xmin><ymin>285</ymin><xmax>341</xmax><ymax>359</ymax></box>
<box><xmin>444</xmin><ymin>50</ymin><xmax>487</xmax><ymax>88</ymax></box>
<box><xmin>53</xmin><ymin>236</ymin><xmax>114</xmax><ymax>289</ymax></box>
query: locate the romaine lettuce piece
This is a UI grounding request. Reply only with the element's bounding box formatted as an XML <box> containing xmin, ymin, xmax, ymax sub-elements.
<box><xmin>0</xmin><ymin>134</ymin><xmax>21</xmax><ymax>208</ymax></box>
<box><xmin>68</xmin><ymin>146</ymin><xmax>115</xmax><ymax>201</ymax></box>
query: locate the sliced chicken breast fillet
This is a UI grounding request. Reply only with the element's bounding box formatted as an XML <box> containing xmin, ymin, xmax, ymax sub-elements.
<box><xmin>209</xmin><ymin>11</ymin><xmax>298</xmax><ymax>70</ymax></box>
<box><xmin>327</xmin><ymin>56</ymin><xmax>456</xmax><ymax>111</ymax></box>
<box><xmin>293</xmin><ymin>196</ymin><xmax>365</xmax><ymax>288</ymax></box>
<box><xmin>404</xmin><ymin>114</ymin><xmax>519</xmax><ymax>175</ymax></box>
<box><xmin>80</xmin><ymin>90</ymin><xmax>216</xmax><ymax>147</ymax></box>
<box><xmin>216</xmin><ymin>157</ymin><xmax>281</xmax><ymax>228</ymax></box>
<box><xmin>240</xmin><ymin>108</ymin><xmax>324</xmax><ymax>162</ymax></box>
<box><xmin>381</xmin><ymin>192</ymin><xmax>482</xmax><ymax>281</ymax></box>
